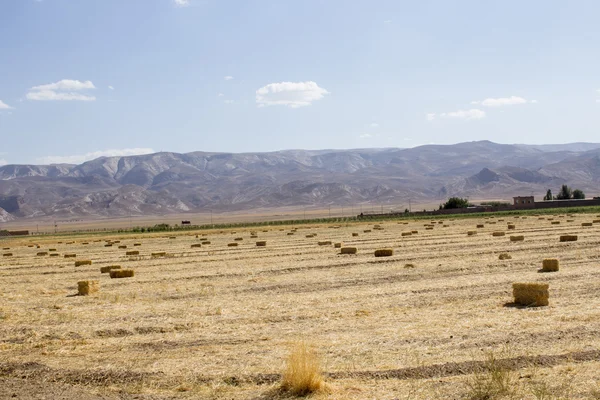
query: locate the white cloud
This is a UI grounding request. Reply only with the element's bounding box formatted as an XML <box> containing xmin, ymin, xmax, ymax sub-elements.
<box><xmin>108</xmin><ymin>85</ymin><xmax>114</xmax><ymax>90</ymax></box>
<box><xmin>369</xmin><ymin>122</ymin><xmax>379</xmax><ymax>128</ymax></box>
<box><xmin>0</xmin><ymin>100</ymin><xmax>13</xmax><ymax>110</ymax></box>
<box><xmin>27</xmin><ymin>79</ymin><xmax>96</xmax><ymax>102</ymax></box>
<box><xmin>256</xmin><ymin>81</ymin><xmax>329</xmax><ymax>108</ymax></box>
<box><xmin>359</xmin><ymin>133</ymin><xmax>373</xmax><ymax>139</ymax></box>
<box><xmin>530</xmin><ymin>99</ymin><xmax>538</xmax><ymax>104</ymax></box>
<box><xmin>217</xmin><ymin>93</ymin><xmax>224</xmax><ymax>97</ymax></box>
<box><xmin>173</xmin><ymin>0</ymin><xmax>190</xmax><ymax>6</ymax></box>
<box><xmin>426</xmin><ymin>113</ymin><xmax>436</xmax><ymax>121</ymax></box>
<box><xmin>224</xmin><ymin>76</ymin><xmax>234</xmax><ymax>81</ymax></box>
<box><xmin>0</xmin><ymin>159</ymin><xmax>7</xmax><ymax>166</ymax></box>
<box><xmin>475</xmin><ymin>96</ymin><xmax>529</xmax><ymax>107</ymax></box>
<box><xmin>440</xmin><ymin>109</ymin><xmax>486</xmax><ymax>120</ymax></box>
<box><xmin>36</xmin><ymin>148</ymin><xmax>155</xmax><ymax>165</ymax></box>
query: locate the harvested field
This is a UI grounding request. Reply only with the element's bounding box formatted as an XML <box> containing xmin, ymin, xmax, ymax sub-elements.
<box><xmin>1</xmin><ymin>213</ymin><xmax>600</xmax><ymax>399</ymax></box>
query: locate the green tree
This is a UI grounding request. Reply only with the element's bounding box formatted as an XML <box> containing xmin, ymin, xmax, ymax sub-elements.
<box><xmin>572</xmin><ymin>189</ymin><xmax>585</xmax><ymax>199</ymax></box>
<box><xmin>555</xmin><ymin>185</ymin><xmax>573</xmax><ymax>200</ymax></box>
<box><xmin>442</xmin><ymin>197</ymin><xmax>471</xmax><ymax>209</ymax></box>
<box><xmin>543</xmin><ymin>189</ymin><xmax>553</xmax><ymax>201</ymax></box>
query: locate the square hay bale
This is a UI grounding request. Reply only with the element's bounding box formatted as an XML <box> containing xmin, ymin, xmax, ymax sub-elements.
<box><xmin>507</xmin><ymin>224</ymin><xmax>516</xmax><ymax>230</ymax></box>
<box><xmin>3</xmin><ymin>253</ymin><xmax>13</xmax><ymax>257</ymax></box>
<box><xmin>78</xmin><ymin>280</ymin><xmax>99</xmax><ymax>296</ymax></box>
<box><xmin>340</xmin><ymin>247</ymin><xmax>357</xmax><ymax>255</ymax></box>
<box><xmin>75</xmin><ymin>260</ymin><xmax>92</xmax><ymax>267</ymax></box>
<box><xmin>152</xmin><ymin>252</ymin><xmax>166</xmax><ymax>257</ymax></box>
<box><xmin>191</xmin><ymin>244</ymin><xmax>202</xmax><ymax>248</ymax></box>
<box><xmin>36</xmin><ymin>252</ymin><xmax>48</xmax><ymax>256</ymax></box>
<box><xmin>352</xmin><ymin>233</ymin><xmax>359</xmax><ymax>237</ymax></box>
<box><xmin>411</xmin><ymin>230</ymin><xmax>418</xmax><ymax>234</ymax></box>
<box><xmin>374</xmin><ymin>248</ymin><xmax>393</xmax><ymax>257</ymax></box>
<box><xmin>401</xmin><ymin>232</ymin><xmax>412</xmax><ymax>237</ymax></box>
<box><xmin>498</xmin><ymin>253</ymin><xmax>512</xmax><ymax>260</ymax></box>
<box><xmin>542</xmin><ymin>259</ymin><xmax>559</xmax><ymax>272</ymax></box>
<box><xmin>594</xmin><ymin>220</ymin><xmax>600</xmax><ymax>224</ymax></box>
<box><xmin>256</xmin><ymin>241</ymin><xmax>267</xmax><ymax>246</ymax></box>
<box><xmin>133</xmin><ymin>243</ymin><xmax>142</xmax><ymax>246</ymax></box>
<box><xmin>234</xmin><ymin>237</ymin><xmax>244</xmax><ymax>241</ymax></box>
<box><xmin>425</xmin><ymin>227</ymin><xmax>433</xmax><ymax>230</ymax></box>
<box><xmin>2</xmin><ymin>247</ymin><xmax>9</xmax><ymax>250</ymax></box>
<box><xmin>109</xmin><ymin>269</ymin><xmax>135</xmax><ymax>279</ymax></box>
<box><xmin>551</xmin><ymin>221</ymin><xmax>560</xmax><ymax>225</ymax></box>
<box><xmin>50</xmin><ymin>253</ymin><xmax>59</xmax><ymax>257</ymax></box>
<box><xmin>318</xmin><ymin>241</ymin><xmax>332</xmax><ymax>246</ymax></box>
<box><xmin>476</xmin><ymin>224</ymin><xmax>484</xmax><ymax>228</ymax></box>
<box><xmin>467</xmin><ymin>231</ymin><xmax>477</xmax><ymax>236</ymax></box>
<box><xmin>104</xmin><ymin>244</ymin><xmax>113</xmax><ymax>247</ymax></box>
<box><xmin>492</xmin><ymin>232</ymin><xmax>505</xmax><ymax>237</ymax></box>
<box><xmin>49</xmin><ymin>248</ymin><xmax>57</xmax><ymax>252</ymax></box>
<box><xmin>334</xmin><ymin>242</ymin><xmax>342</xmax><ymax>248</ymax></box>
<box><xmin>306</xmin><ymin>234</ymin><xmax>315</xmax><ymax>238</ymax></box>
<box><xmin>582</xmin><ymin>222</ymin><xmax>593</xmax><ymax>227</ymax></box>
<box><xmin>227</xmin><ymin>243</ymin><xmax>239</xmax><ymax>247</ymax></box>
<box><xmin>118</xmin><ymin>245</ymin><xmax>127</xmax><ymax>249</ymax></box>
<box><xmin>363</xmin><ymin>230</ymin><xmax>372</xmax><ymax>233</ymax></box>
<box><xmin>287</xmin><ymin>232</ymin><xmax>294</xmax><ymax>236</ymax></box>
<box><xmin>64</xmin><ymin>254</ymin><xmax>76</xmax><ymax>258</ymax></box>
<box><xmin>250</xmin><ymin>235</ymin><xmax>258</xmax><ymax>238</ymax></box>
<box><xmin>126</xmin><ymin>250</ymin><xmax>140</xmax><ymax>256</ymax></box>
<box><xmin>202</xmin><ymin>241</ymin><xmax>211</xmax><ymax>245</ymax></box>
<box><xmin>510</xmin><ymin>235</ymin><xmax>525</xmax><ymax>242</ymax></box>
<box><xmin>512</xmin><ymin>282</ymin><xmax>549</xmax><ymax>306</ymax></box>
<box><xmin>100</xmin><ymin>265</ymin><xmax>121</xmax><ymax>273</ymax></box>
<box><xmin>559</xmin><ymin>235</ymin><xmax>578</xmax><ymax>242</ymax></box>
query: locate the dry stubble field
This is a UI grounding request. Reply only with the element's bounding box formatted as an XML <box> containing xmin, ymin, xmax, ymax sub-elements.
<box><xmin>2</xmin><ymin>214</ymin><xmax>600</xmax><ymax>399</ymax></box>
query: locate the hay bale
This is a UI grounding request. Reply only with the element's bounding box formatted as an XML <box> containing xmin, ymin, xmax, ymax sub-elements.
<box><xmin>542</xmin><ymin>259</ymin><xmax>559</xmax><ymax>272</ymax></box>
<box><xmin>551</xmin><ymin>221</ymin><xmax>560</xmax><ymax>225</ymax></box>
<box><xmin>510</xmin><ymin>235</ymin><xmax>524</xmax><ymax>242</ymax></box>
<box><xmin>318</xmin><ymin>241</ymin><xmax>332</xmax><ymax>246</ymax></box>
<box><xmin>202</xmin><ymin>241</ymin><xmax>211</xmax><ymax>245</ymax></box>
<box><xmin>77</xmin><ymin>280</ymin><xmax>99</xmax><ymax>296</ymax></box>
<box><xmin>250</xmin><ymin>235</ymin><xmax>258</xmax><ymax>238</ymax></box>
<box><xmin>2</xmin><ymin>247</ymin><xmax>9</xmax><ymax>250</ymax></box>
<box><xmin>340</xmin><ymin>247</ymin><xmax>357</xmax><ymax>255</ymax></box>
<box><xmin>75</xmin><ymin>260</ymin><xmax>92</xmax><ymax>267</ymax></box>
<box><xmin>363</xmin><ymin>230</ymin><xmax>371</xmax><ymax>233</ymax></box>
<box><xmin>64</xmin><ymin>254</ymin><xmax>76</xmax><ymax>258</ymax></box>
<box><xmin>36</xmin><ymin>252</ymin><xmax>48</xmax><ymax>256</ymax></box>
<box><xmin>234</xmin><ymin>237</ymin><xmax>243</xmax><ymax>241</ymax></box>
<box><xmin>374</xmin><ymin>248</ymin><xmax>393</xmax><ymax>257</ymax></box>
<box><xmin>100</xmin><ymin>265</ymin><xmax>121</xmax><ymax>273</ymax></box>
<box><xmin>426</xmin><ymin>227</ymin><xmax>433</xmax><ymax>230</ymax></box>
<box><xmin>49</xmin><ymin>248</ymin><xmax>57</xmax><ymax>252</ymax></box>
<box><xmin>476</xmin><ymin>224</ymin><xmax>484</xmax><ymax>228</ymax></box>
<box><xmin>104</xmin><ymin>244</ymin><xmax>113</xmax><ymax>247</ymax></box>
<box><xmin>256</xmin><ymin>241</ymin><xmax>267</xmax><ymax>247</ymax></box>
<box><xmin>411</xmin><ymin>230</ymin><xmax>418</xmax><ymax>234</ymax></box>
<box><xmin>227</xmin><ymin>243</ymin><xmax>239</xmax><ymax>247</ymax></box>
<box><xmin>133</xmin><ymin>243</ymin><xmax>142</xmax><ymax>246</ymax></box>
<box><xmin>507</xmin><ymin>224</ymin><xmax>516</xmax><ymax>230</ymax></box>
<box><xmin>594</xmin><ymin>220</ymin><xmax>600</xmax><ymax>224</ymax></box>
<box><xmin>401</xmin><ymin>232</ymin><xmax>412</xmax><ymax>237</ymax></box>
<box><xmin>467</xmin><ymin>231</ymin><xmax>477</xmax><ymax>236</ymax></box>
<box><xmin>287</xmin><ymin>232</ymin><xmax>294</xmax><ymax>236</ymax></box>
<box><xmin>498</xmin><ymin>253</ymin><xmax>512</xmax><ymax>260</ymax></box>
<box><xmin>118</xmin><ymin>245</ymin><xmax>127</xmax><ymax>249</ymax></box>
<box><xmin>126</xmin><ymin>250</ymin><xmax>140</xmax><ymax>256</ymax></box>
<box><xmin>169</xmin><ymin>237</ymin><xmax>176</xmax><ymax>239</ymax></box>
<box><xmin>566</xmin><ymin>219</ymin><xmax>574</xmax><ymax>222</ymax></box>
<box><xmin>582</xmin><ymin>222</ymin><xmax>593</xmax><ymax>227</ymax></box>
<box><xmin>352</xmin><ymin>233</ymin><xmax>359</xmax><ymax>237</ymax></box>
<box><xmin>492</xmin><ymin>232</ymin><xmax>505</xmax><ymax>237</ymax></box>
<box><xmin>191</xmin><ymin>244</ymin><xmax>202</xmax><ymax>248</ymax></box>
<box><xmin>109</xmin><ymin>269</ymin><xmax>135</xmax><ymax>279</ymax></box>
<box><xmin>512</xmin><ymin>282</ymin><xmax>549</xmax><ymax>306</ymax></box>
<box><xmin>50</xmin><ymin>253</ymin><xmax>59</xmax><ymax>257</ymax></box>
<box><xmin>306</xmin><ymin>234</ymin><xmax>315</xmax><ymax>238</ymax></box>
<box><xmin>334</xmin><ymin>242</ymin><xmax>342</xmax><ymax>248</ymax></box>
<box><xmin>559</xmin><ymin>235</ymin><xmax>578</xmax><ymax>242</ymax></box>
<box><xmin>3</xmin><ymin>253</ymin><xmax>13</xmax><ymax>257</ymax></box>
<box><xmin>151</xmin><ymin>252</ymin><xmax>166</xmax><ymax>257</ymax></box>
<box><xmin>113</xmin><ymin>241</ymin><xmax>121</xmax><ymax>244</ymax></box>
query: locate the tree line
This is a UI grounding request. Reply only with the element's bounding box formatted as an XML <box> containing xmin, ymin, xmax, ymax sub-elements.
<box><xmin>544</xmin><ymin>185</ymin><xmax>585</xmax><ymax>201</ymax></box>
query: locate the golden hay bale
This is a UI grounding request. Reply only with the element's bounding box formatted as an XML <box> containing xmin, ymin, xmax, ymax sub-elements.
<box><xmin>169</xmin><ymin>237</ymin><xmax>176</xmax><ymax>239</ymax></box>
<box><xmin>3</xmin><ymin>253</ymin><xmax>13</xmax><ymax>257</ymax></box>
<box><xmin>542</xmin><ymin>259</ymin><xmax>559</xmax><ymax>272</ymax></box>
<box><xmin>77</xmin><ymin>280</ymin><xmax>99</xmax><ymax>296</ymax></box>
<box><xmin>49</xmin><ymin>248</ymin><xmax>57</xmax><ymax>252</ymax></box>
<box><xmin>202</xmin><ymin>241</ymin><xmax>211</xmax><ymax>245</ymax></box>
<box><xmin>133</xmin><ymin>243</ymin><xmax>142</xmax><ymax>247</ymax></box>
<box><xmin>250</xmin><ymin>235</ymin><xmax>258</xmax><ymax>238</ymax></box>
<box><xmin>152</xmin><ymin>252</ymin><xmax>166</xmax><ymax>257</ymax></box>
<box><xmin>559</xmin><ymin>235</ymin><xmax>578</xmax><ymax>242</ymax></box>
<box><xmin>363</xmin><ymin>229</ymin><xmax>371</xmax><ymax>233</ymax></box>
<box><xmin>306</xmin><ymin>234</ymin><xmax>315</xmax><ymax>238</ymax></box>
<box><xmin>104</xmin><ymin>244</ymin><xmax>113</xmax><ymax>247</ymax></box>
<box><xmin>2</xmin><ymin>247</ymin><xmax>9</xmax><ymax>250</ymax></box>
<box><xmin>113</xmin><ymin>241</ymin><xmax>121</xmax><ymax>244</ymax></box>
<box><xmin>109</xmin><ymin>269</ymin><xmax>135</xmax><ymax>279</ymax></box>
<box><xmin>27</xmin><ymin>245</ymin><xmax>34</xmax><ymax>247</ymax></box>
<box><xmin>334</xmin><ymin>242</ymin><xmax>342</xmax><ymax>248</ymax></box>
<box><xmin>256</xmin><ymin>241</ymin><xmax>267</xmax><ymax>247</ymax></box>
<box><xmin>100</xmin><ymin>265</ymin><xmax>121</xmax><ymax>273</ymax></box>
<box><xmin>401</xmin><ymin>232</ymin><xmax>412</xmax><ymax>237</ymax></box>
<box><xmin>75</xmin><ymin>260</ymin><xmax>92</xmax><ymax>267</ymax></box>
<box><xmin>492</xmin><ymin>232</ymin><xmax>505</xmax><ymax>237</ymax></box>
<box><xmin>64</xmin><ymin>254</ymin><xmax>76</xmax><ymax>258</ymax></box>
<box><xmin>594</xmin><ymin>220</ymin><xmax>600</xmax><ymax>224</ymax></box>
<box><xmin>287</xmin><ymin>232</ymin><xmax>295</xmax><ymax>236</ymax></box>
<box><xmin>425</xmin><ymin>227</ymin><xmax>433</xmax><ymax>230</ymax></box>
<box><xmin>340</xmin><ymin>247</ymin><xmax>357</xmax><ymax>255</ymax></box>
<box><xmin>538</xmin><ymin>217</ymin><xmax>545</xmax><ymax>220</ymax></box>
<box><xmin>36</xmin><ymin>252</ymin><xmax>48</xmax><ymax>256</ymax></box>
<box><xmin>467</xmin><ymin>231</ymin><xmax>477</xmax><ymax>236</ymax></box>
<box><xmin>411</xmin><ymin>230</ymin><xmax>418</xmax><ymax>234</ymax></box>
<box><xmin>352</xmin><ymin>233</ymin><xmax>359</xmax><ymax>237</ymax></box>
<box><xmin>234</xmin><ymin>237</ymin><xmax>243</xmax><ymax>241</ymax></box>
<box><xmin>227</xmin><ymin>243</ymin><xmax>239</xmax><ymax>247</ymax></box>
<box><xmin>507</xmin><ymin>224</ymin><xmax>516</xmax><ymax>230</ymax></box>
<box><xmin>476</xmin><ymin>224</ymin><xmax>484</xmax><ymax>228</ymax></box>
<box><xmin>566</xmin><ymin>219</ymin><xmax>574</xmax><ymax>222</ymax></box>
<box><xmin>582</xmin><ymin>222</ymin><xmax>593</xmax><ymax>227</ymax></box>
<box><xmin>510</xmin><ymin>235</ymin><xmax>524</xmax><ymax>242</ymax></box>
<box><xmin>191</xmin><ymin>244</ymin><xmax>202</xmax><ymax>248</ymax></box>
<box><xmin>118</xmin><ymin>245</ymin><xmax>127</xmax><ymax>249</ymax></box>
<box><xmin>498</xmin><ymin>253</ymin><xmax>512</xmax><ymax>260</ymax></box>
<box><xmin>126</xmin><ymin>250</ymin><xmax>140</xmax><ymax>256</ymax></box>
<box><xmin>443</xmin><ymin>224</ymin><xmax>449</xmax><ymax>227</ymax></box>
<box><xmin>50</xmin><ymin>253</ymin><xmax>59</xmax><ymax>257</ymax></box>
<box><xmin>374</xmin><ymin>248</ymin><xmax>393</xmax><ymax>257</ymax></box>
<box><xmin>551</xmin><ymin>221</ymin><xmax>560</xmax><ymax>225</ymax></box>
<box><xmin>512</xmin><ymin>283</ymin><xmax>549</xmax><ymax>306</ymax></box>
<box><xmin>281</xmin><ymin>342</ymin><xmax>324</xmax><ymax>396</ymax></box>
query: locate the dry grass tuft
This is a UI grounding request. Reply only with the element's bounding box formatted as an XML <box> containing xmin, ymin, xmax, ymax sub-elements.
<box><xmin>75</xmin><ymin>260</ymin><xmax>92</xmax><ymax>267</ymax></box>
<box><xmin>560</xmin><ymin>235</ymin><xmax>578</xmax><ymax>242</ymax></box>
<box><xmin>281</xmin><ymin>342</ymin><xmax>325</xmax><ymax>396</ymax></box>
<box><xmin>340</xmin><ymin>247</ymin><xmax>357</xmax><ymax>255</ymax></box>
<box><xmin>77</xmin><ymin>280</ymin><xmax>99</xmax><ymax>296</ymax></box>
<box><xmin>374</xmin><ymin>248</ymin><xmax>393</xmax><ymax>257</ymax></box>
<box><xmin>542</xmin><ymin>258</ymin><xmax>560</xmax><ymax>272</ymax></box>
<box><xmin>512</xmin><ymin>282</ymin><xmax>549</xmax><ymax>306</ymax></box>
<box><xmin>109</xmin><ymin>269</ymin><xmax>135</xmax><ymax>279</ymax></box>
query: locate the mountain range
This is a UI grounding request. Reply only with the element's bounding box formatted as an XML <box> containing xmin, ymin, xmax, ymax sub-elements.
<box><xmin>1</xmin><ymin>140</ymin><xmax>600</xmax><ymax>221</ymax></box>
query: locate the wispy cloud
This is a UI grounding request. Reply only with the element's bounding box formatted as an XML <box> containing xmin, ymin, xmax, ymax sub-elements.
<box><xmin>369</xmin><ymin>122</ymin><xmax>379</xmax><ymax>128</ymax></box>
<box><xmin>256</xmin><ymin>81</ymin><xmax>329</xmax><ymax>108</ymax></box>
<box><xmin>426</xmin><ymin>113</ymin><xmax>436</xmax><ymax>121</ymax></box>
<box><xmin>217</xmin><ymin>93</ymin><xmax>224</xmax><ymax>97</ymax></box>
<box><xmin>471</xmin><ymin>96</ymin><xmax>531</xmax><ymax>107</ymax></box>
<box><xmin>0</xmin><ymin>100</ymin><xmax>13</xmax><ymax>110</ymax></box>
<box><xmin>108</xmin><ymin>85</ymin><xmax>115</xmax><ymax>90</ymax></box>
<box><xmin>36</xmin><ymin>148</ymin><xmax>155</xmax><ymax>165</ymax></box>
<box><xmin>359</xmin><ymin>133</ymin><xmax>373</xmax><ymax>139</ymax></box>
<box><xmin>224</xmin><ymin>76</ymin><xmax>234</xmax><ymax>81</ymax></box>
<box><xmin>27</xmin><ymin>79</ymin><xmax>96</xmax><ymax>101</ymax></box>
<box><xmin>438</xmin><ymin>109</ymin><xmax>486</xmax><ymax>120</ymax></box>
<box><xmin>173</xmin><ymin>0</ymin><xmax>190</xmax><ymax>7</ymax></box>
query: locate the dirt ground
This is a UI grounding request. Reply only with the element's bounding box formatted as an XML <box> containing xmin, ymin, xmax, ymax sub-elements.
<box><xmin>2</xmin><ymin>213</ymin><xmax>600</xmax><ymax>399</ymax></box>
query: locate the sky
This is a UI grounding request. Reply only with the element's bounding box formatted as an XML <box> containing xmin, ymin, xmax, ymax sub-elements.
<box><xmin>1</xmin><ymin>0</ymin><xmax>599</xmax><ymax>166</ymax></box>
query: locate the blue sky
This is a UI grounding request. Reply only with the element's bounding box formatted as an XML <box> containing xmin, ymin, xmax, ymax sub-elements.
<box><xmin>1</xmin><ymin>0</ymin><xmax>599</xmax><ymax>165</ymax></box>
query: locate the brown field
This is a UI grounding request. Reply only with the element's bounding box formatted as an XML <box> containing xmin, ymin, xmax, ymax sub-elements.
<box><xmin>2</xmin><ymin>214</ymin><xmax>600</xmax><ymax>399</ymax></box>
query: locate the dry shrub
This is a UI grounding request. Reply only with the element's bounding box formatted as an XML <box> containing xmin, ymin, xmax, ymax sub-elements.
<box><xmin>352</xmin><ymin>233</ymin><xmax>359</xmax><ymax>237</ymax></box>
<box><xmin>492</xmin><ymin>232</ymin><xmax>505</xmax><ymax>237</ymax></box>
<box><xmin>256</xmin><ymin>241</ymin><xmax>267</xmax><ymax>247</ymax></box>
<box><xmin>100</xmin><ymin>265</ymin><xmax>121</xmax><ymax>273</ymax></box>
<box><xmin>77</xmin><ymin>280</ymin><xmax>99</xmax><ymax>296</ymax></box>
<box><xmin>126</xmin><ymin>250</ymin><xmax>140</xmax><ymax>256</ymax></box>
<box><xmin>64</xmin><ymin>254</ymin><xmax>76</xmax><ymax>258</ymax></box>
<box><xmin>498</xmin><ymin>253</ymin><xmax>512</xmax><ymax>260</ymax></box>
<box><xmin>109</xmin><ymin>269</ymin><xmax>135</xmax><ymax>279</ymax></box>
<box><xmin>542</xmin><ymin>258</ymin><xmax>559</xmax><ymax>272</ymax></box>
<box><xmin>281</xmin><ymin>342</ymin><xmax>325</xmax><ymax>396</ymax></box>
<box><xmin>334</xmin><ymin>242</ymin><xmax>342</xmax><ymax>248</ymax></box>
<box><xmin>510</xmin><ymin>235</ymin><xmax>524</xmax><ymax>242</ymax></box>
<box><xmin>318</xmin><ymin>241</ymin><xmax>332</xmax><ymax>246</ymax></box>
<box><xmin>512</xmin><ymin>282</ymin><xmax>549</xmax><ymax>306</ymax></box>
<box><xmin>36</xmin><ymin>252</ymin><xmax>48</xmax><ymax>256</ymax></box>
<box><xmin>401</xmin><ymin>232</ymin><xmax>412</xmax><ymax>237</ymax></box>
<box><xmin>374</xmin><ymin>248</ymin><xmax>393</xmax><ymax>257</ymax></box>
<box><xmin>465</xmin><ymin>350</ymin><xmax>517</xmax><ymax>400</ymax></box>
<box><xmin>191</xmin><ymin>244</ymin><xmax>202</xmax><ymax>248</ymax></box>
<box><xmin>560</xmin><ymin>235</ymin><xmax>578</xmax><ymax>242</ymax></box>
<box><xmin>340</xmin><ymin>247</ymin><xmax>357</xmax><ymax>255</ymax></box>
<box><xmin>152</xmin><ymin>252</ymin><xmax>166</xmax><ymax>257</ymax></box>
<box><xmin>75</xmin><ymin>260</ymin><xmax>92</xmax><ymax>267</ymax></box>
<box><xmin>227</xmin><ymin>243</ymin><xmax>239</xmax><ymax>247</ymax></box>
